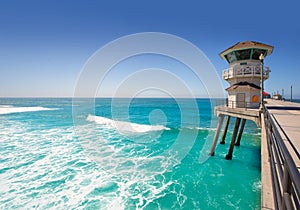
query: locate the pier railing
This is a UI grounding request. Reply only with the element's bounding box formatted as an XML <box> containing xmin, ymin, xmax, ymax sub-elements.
<box><xmin>226</xmin><ymin>100</ymin><xmax>259</xmax><ymax>109</ymax></box>
<box><xmin>222</xmin><ymin>65</ymin><xmax>270</xmax><ymax>80</ymax></box>
<box><xmin>264</xmin><ymin>108</ymin><xmax>300</xmax><ymax>210</ymax></box>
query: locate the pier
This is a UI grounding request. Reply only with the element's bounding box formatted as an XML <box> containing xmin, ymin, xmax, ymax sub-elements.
<box><xmin>210</xmin><ymin>41</ymin><xmax>300</xmax><ymax>209</ymax></box>
<box><xmin>261</xmin><ymin>99</ymin><xmax>300</xmax><ymax>210</ymax></box>
<box><xmin>210</xmin><ymin>99</ymin><xmax>300</xmax><ymax>209</ymax></box>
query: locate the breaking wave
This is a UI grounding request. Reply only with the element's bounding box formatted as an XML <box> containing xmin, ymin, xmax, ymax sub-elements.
<box><xmin>86</xmin><ymin>114</ymin><xmax>170</xmax><ymax>133</ymax></box>
<box><xmin>0</xmin><ymin>106</ymin><xmax>59</xmax><ymax>115</ymax></box>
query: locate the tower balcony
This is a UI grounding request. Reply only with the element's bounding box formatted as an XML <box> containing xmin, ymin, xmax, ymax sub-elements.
<box><xmin>222</xmin><ymin>65</ymin><xmax>270</xmax><ymax>80</ymax></box>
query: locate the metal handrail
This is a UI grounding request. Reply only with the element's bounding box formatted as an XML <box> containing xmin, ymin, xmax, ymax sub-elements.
<box><xmin>226</xmin><ymin>100</ymin><xmax>259</xmax><ymax>109</ymax></box>
<box><xmin>263</xmin><ymin>107</ymin><xmax>300</xmax><ymax>210</ymax></box>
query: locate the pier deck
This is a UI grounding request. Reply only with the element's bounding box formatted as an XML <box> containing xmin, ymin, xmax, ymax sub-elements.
<box><xmin>265</xmin><ymin>99</ymin><xmax>300</xmax><ymax>169</ymax></box>
<box><xmin>262</xmin><ymin>99</ymin><xmax>300</xmax><ymax>210</ymax></box>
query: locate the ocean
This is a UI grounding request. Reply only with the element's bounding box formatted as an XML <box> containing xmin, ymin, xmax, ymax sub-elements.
<box><xmin>0</xmin><ymin>98</ymin><xmax>262</xmax><ymax>209</ymax></box>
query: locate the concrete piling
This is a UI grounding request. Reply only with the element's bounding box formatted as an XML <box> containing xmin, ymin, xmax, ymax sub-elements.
<box><xmin>220</xmin><ymin>115</ymin><xmax>231</xmax><ymax>144</ymax></box>
<box><xmin>235</xmin><ymin>119</ymin><xmax>246</xmax><ymax>146</ymax></box>
<box><xmin>209</xmin><ymin>114</ymin><xmax>224</xmax><ymax>156</ymax></box>
<box><xmin>225</xmin><ymin>117</ymin><xmax>241</xmax><ymax>160</ymax></box>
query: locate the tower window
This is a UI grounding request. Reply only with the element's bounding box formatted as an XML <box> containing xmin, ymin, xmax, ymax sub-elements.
<box><xmin>252</xmin><ymin>49</ymin><xmax>267</xmax><ymax>60</ymax></box>
<box><xmin>225</xmin><ymin>51</ymin><xmax>236</xmax><ymax>63</ymax></box>
<box><xmin>235</xmin><ymin>49</ymin><xmax>251</xmax><ymax>60</ymax></box>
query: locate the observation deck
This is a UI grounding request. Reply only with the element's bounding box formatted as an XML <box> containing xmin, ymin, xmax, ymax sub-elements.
<box><xmin>222</xmin><ymin>65</ymin><xmax>270</xmax><ymax>80</ymax></box>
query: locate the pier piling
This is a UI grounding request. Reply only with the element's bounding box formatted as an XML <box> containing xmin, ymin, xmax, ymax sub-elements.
<box><xmin>235</xmin><ymin>119</ymin><xmax>246</xmax><ymax>146</ymax></box>
<box><xmin>220</xmin><ymin>115</ymin><xmax>231</xmax><ymax>144</ymax></box>
<box><xmin>225</xmin><ymin>117</ymin><xmax>241</xmax><ymax>160</ymax></box>
<box><xmin>209</xmin><ymin>114</ymin><xmax>224</xmax><ymax>156</ymax></box>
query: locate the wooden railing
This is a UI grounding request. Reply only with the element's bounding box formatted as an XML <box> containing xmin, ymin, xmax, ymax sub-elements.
<box><xmin>222</xmin><ymin>66</ymin><xmax>270</xmax><ymax>79</ymax></box>
<box><xmin>263</xmin><ymin>107</ymin><xmax>300</xmax><ymax>210</ymax></box>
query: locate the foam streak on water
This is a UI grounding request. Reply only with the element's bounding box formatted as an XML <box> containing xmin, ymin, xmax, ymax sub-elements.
<box><xmin>0</xmin><ymin>106</ymin><xmax>58</xmax><ymax>115</ymax></box>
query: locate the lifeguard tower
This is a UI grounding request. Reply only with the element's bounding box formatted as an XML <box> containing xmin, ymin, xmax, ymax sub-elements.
<box><xmin>220</xmin><ymin>41</ymin><xmax>273</xmax><ymax>108</ymax></box>
<box><xmin>210</xmin><ymin>41</ymin><xmax>273</xmax><ymax>160</ymax></box>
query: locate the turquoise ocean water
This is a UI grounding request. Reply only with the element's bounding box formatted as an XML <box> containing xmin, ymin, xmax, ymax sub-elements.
<box><xmin>0</xmin><ymin>98</ymin><xmax>262</xmax><ymax>209</ymax></box>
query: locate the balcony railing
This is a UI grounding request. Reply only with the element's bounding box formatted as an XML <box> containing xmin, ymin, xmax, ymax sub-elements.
<box><xmin>222</xmin><ymin>65</ymin><xmax>270</xmax><ymax>80</ymax></box>
<box><xmin>226</xmin><ymin>100</ymin><xmax>259</xmax><ymax>109</ymax></box>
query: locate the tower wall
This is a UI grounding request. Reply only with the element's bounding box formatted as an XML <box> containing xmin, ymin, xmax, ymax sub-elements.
<box><xmin>219</xmin><ymin>41</ymin><xmax>273</xmax><ymax>109</ymax></box>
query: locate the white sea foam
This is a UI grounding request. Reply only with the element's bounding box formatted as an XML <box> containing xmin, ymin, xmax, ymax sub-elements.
<box><xmin>0</xmin><ymin>121</ymin><xmax>172</xmax><ymax>209</ymax></box>
<box><xmin>86</xmin><ymin>114</ymin><xmax>169</xmax><ymax>133</ymax></box>
<box><xmin>0</xmin><ymin>105</ymin><xmax>13</xmax><ymax>108</ymax></box>
<box><xmin>0</xmin><ymin>106</ymin><xmax>58</xmax><ymax>115</ymax></box>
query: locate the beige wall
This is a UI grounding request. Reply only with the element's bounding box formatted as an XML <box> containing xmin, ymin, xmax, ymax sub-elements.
<box><xmin>227</xmin><ymin>88</ymin><xmax>260</xmax><ymax>108</ymax></box>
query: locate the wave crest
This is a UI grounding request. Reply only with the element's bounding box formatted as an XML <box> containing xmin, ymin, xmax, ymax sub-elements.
<box><xmin>86</xmin><ymin>115</ymin><xmax>169</xmax><ymax>133</ymax></box>
<box><xmin>0</xmin><ymin>106</ymin><xmax>59</xmax><ymax>115</ymax></box>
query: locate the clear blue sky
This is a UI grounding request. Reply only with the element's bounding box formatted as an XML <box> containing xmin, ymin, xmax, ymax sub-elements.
<box><xmin>0</xmin><ymin>0</ymin><xmax>299</xmax><ymax>98</ymax></box>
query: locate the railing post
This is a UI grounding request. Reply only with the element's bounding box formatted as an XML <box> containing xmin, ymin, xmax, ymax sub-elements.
<box><xmin>281</xmin><ymin>164</ymin><xmax>292</xmax><ymax>210</ymax></box>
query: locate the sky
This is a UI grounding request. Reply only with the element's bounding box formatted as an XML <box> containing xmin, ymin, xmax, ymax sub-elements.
<box><xmin>0</xmin><ymin>0</ymin><xmax>299</xmax><ymax>98</ymax></box>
